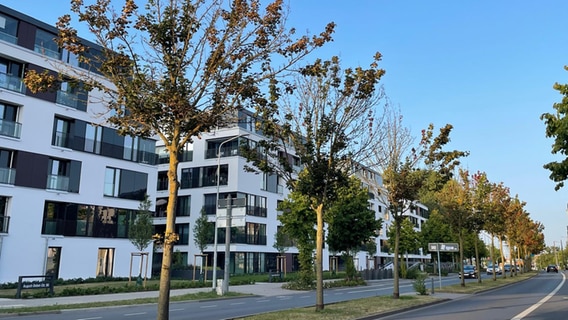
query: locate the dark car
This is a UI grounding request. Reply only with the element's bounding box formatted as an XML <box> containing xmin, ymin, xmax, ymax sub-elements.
<box><xmin>459</xmin><ymin>265</ymin><xmax>478</xmax><ymax>279</ymax></box>
<box><xmin>546</xmin><ymin>265</ymin><xmax>558</xmax><ymax>273</ymax></box>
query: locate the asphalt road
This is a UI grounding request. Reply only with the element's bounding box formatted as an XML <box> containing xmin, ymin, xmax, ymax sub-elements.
<box><xmin>376</xmin><ymin>272</ymin><xmax>567</xmax><ymax>320</ymax></box>
<box><xmin>1</xmin><ymin>273</ymin><xmax>556</xmax><ymax>320</ymax></box>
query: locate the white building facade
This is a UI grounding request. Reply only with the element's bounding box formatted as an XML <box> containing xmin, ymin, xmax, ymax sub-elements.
<box><xmin>0</xmin><ymin>5</ymin><xmax>157</xmax><ymax>283</ymax></box>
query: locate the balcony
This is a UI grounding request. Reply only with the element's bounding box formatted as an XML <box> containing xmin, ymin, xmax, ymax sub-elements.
<box><xmin>0</xmin><ymin>32</ymin><xmax>17</xmax><ymax>44</ymax></box>
<box><xmin>205</xmin><ymin>146</ymin><xmax>239</xmax><ymax>159</ymax></box>
<box><xmin>0</xmin><ymin>168</ymin><xmax>16</xmax><ymax>185</ymax></box>
<box><xmin>0</xmin><ymin>215</ymin><xmax>9</xmax><ymax>233</ymax></box>
<box><xmin>56</xmin><ymin>90</ymin><xmax>81</xmax><ymax>109</ymax></box>
<box><xmin>46</xmin><ymin>174</ymin><xmax>70</xmax><ymax>191</ymax></box>
<box><xmin>0</xmin><ymin>119</ymin><xmax>22</xmax><ymax>138</ymax></box>
<box><xmin>0</xmin><ymin>73</ymin><xmax>25</xmax><ymax>94</ymax></box>
<box><xmin>34</xmin><ymin>44</ymin><xmax>61</xmax><ymax>60</ymax></box>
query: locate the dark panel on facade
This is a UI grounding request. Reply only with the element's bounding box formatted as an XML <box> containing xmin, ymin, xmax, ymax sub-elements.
<box><xmin>68</xmin><ymin>160</ymin><xmax>82</xmax><ymax>193</ymax></box>
<box><xmin>15</xmin><ymin>20</ymin><xmax>35</xmax><ymax>50</ymax></box>
<box><xmin>14</xmin><ymin>151</ymin><xmax>48</xmax><ymax>189</ymax></box>
<box><xmin>25</xmin><ymin>64</ymin><xmax>57</xmax><ymax>103</ymax></box>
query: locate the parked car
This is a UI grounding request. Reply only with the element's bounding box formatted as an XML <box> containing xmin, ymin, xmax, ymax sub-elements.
<box><xmin>486</xmin><ymin>264</ymin><xmax>502</xmax><ymax>275</ymax></box>
<box><xmin>546</xmin><ymin>265</ymin><xmax>558</xmax><ymax>273</ymax></box>
<box><xmin>459</xmin><ymin>265</ymin><xmax>478</xmax><ymax>279</ymax></box>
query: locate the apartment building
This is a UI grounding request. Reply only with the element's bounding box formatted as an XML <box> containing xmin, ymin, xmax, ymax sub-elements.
<box><xmin>0</xmin><ymin>4</ymin><xmax>431</xmax><ymax>283</ymax></box>
<box><xmin>0</xmin><ymin>5</ymin><xmax>157</xmax><ymax>283</ymax></box>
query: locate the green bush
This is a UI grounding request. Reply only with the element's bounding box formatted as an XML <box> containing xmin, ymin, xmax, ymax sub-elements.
<box><xmin>413</xmin><ymin>273</ymin><xmax>428</xmax><ymax>295</ymax></box>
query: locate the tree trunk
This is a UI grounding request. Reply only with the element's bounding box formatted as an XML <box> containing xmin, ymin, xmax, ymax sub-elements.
<box><xmin>315</xmin><ymin>204</ymin><xmax>324</xmax><ymax>311</ymax></box>
<box><xmin>459</xmin><ymin>233</ymin><xmax>465</xmax><ymax>287</ymax></box>
<box><xmin>500</xmin><ymin>238</ymin><xmax>506</xmax><ymax>279</ymax></box>
<box><xmin>393</xmin><ymin>219</ymin><xmax>401</xmax><ymax>299</ymax></box>
<box><xmin>474</xmin><ymin>235</ymin><xmax>481</xmax><ymax>283</ymax></box>
<box><xmin>490</xmin><ymin>234</ymin><xmax>496</xmax><ymax>281</ymax></box>
<box><xmin>157</xmin><ymin>146</ymin><xmax>180</xmax><ymax>320</ymax></box>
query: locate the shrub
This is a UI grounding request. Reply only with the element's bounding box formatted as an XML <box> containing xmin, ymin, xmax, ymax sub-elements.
<box><xmin>413</xmin><ymin>272</ymin><xmax>428</xmax><ymax>295</ymax></box>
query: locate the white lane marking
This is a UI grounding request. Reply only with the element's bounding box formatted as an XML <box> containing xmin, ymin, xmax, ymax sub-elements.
<box><xmin>511</xmin><ymin>273</ymin><xmax>566</xmax><ymax>320</ymax></box>
<box><xmin>300</xmin><ymin>295</ymin><xmax>311</xmax><ymax>298</ymax></box>
<box><xmin>256</xmin><ymin>299</ymin><xmax>270</xmax><ymax>302</ymax></box>
<box><xmin>170</xmin><ymin>308</ymin><xmax>184</xmax><ymax>312</ymax></box>
<box><xmin>200</xmin><ymin>305</ymin><xmax>218</xmax><ymax>308</ymax></box>
<box><xmin>77</xmin><ymin>317</ymin><xmax>102</xmax><ymax>320</ymax></box>
<box><xmin>124</xmin><ymin>312</ymin><xmax>147</xmax><ymax>316</ymax></box>
<box><xmin>230</xmin><ymin>302</ymin><xmax>245</xmax><ymax>305</ymax></box>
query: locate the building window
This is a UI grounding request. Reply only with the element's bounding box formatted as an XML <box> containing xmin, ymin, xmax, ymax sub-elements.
<box><xmin>0</xmin><ymin>13</ymin><xmax>18</xmax><ymax>44</ymax></box>
<box><xmin>0</xmin><ymin>102</ymin><xmax>21</xmax><ymax>138</ymax></box>
<box><xmin>177</xmin><ymin>196</ymin><xmax>191</xmax><ymax>217</ymax></box>
<box><xmin>246</xmin><ymin>223</ymin><xmax>266</xmax><ymax>245</ymax></box>
<box><xmin>53</xmin><ymin>117</ymin><xmax>72</xmax><ymax>148</ymax></box>
<box><xmin>205</xmin><ymin>137</ymin><xmax>247</xmax><ymax>159</ymax></box>
<box><xmin>96</xmin><ymin>248</ymin><xmax>114</xmax><ymax>277</ymax></box>
<box><xmin>176</xmin><ymin>223</ymin><xmax>190</xmax><ymax>245</ymax></box>
<box><xmin>0</xmin><ymin>149</ymin><xmax>16</xmax><ymax>185</ymax></box>
<box><xmin>45</xmin><ymin>247</ymin><xmax>62</xmax><ymax>279</ymax></box>
<box><xmin>104</xmin><ymin>167</ymin><xmax>147</xmax><ymax>200</ymax></box>
<box><xmin>84</xmin><ymin>123</ymin><xmax>102</xmax><ymax>154</ymax></box>
<box><xmin>34</xmin><ymin>29</ymin><xmax>60</xmax><ymax>59</ymax></box>
<box><xmin>47</xmin><ymin>158</ymin><xmax>70</xmax><ymax>191</ymax></box>
<box><xmin>0</xmin><ymin>196</ymin><xmax>9</xmax><ymax>233</ymax></box>
<box><xmin>246</xmin><ymin>194</ymin><xmax>267</xmax><ymax>217</ymax></box>
<box><xmin>157</xmin><ymin>171</ymin><xmax>168</xmax><ymax>191</ymax></box>
<box><xmin>56</xmin><ymin>80</ymin><xmax>87</xmax><ymax>111</ymax></box>
<box><xmin>180</xmin><ymin>165</ymin><xmax>227</xmax><ymax>189</ymax></box>
<box><xmin>0</xmin><ymin>57</ymin><xmax>24</xmax><ymax>93</ymax></box>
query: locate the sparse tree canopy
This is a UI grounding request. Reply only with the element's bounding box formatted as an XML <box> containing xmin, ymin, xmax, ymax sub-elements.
<box><xmin>247</xmin><ymin>54</ymin><xmax>386</xmax><ymax>311</ymax></box>
<box><xmin>128</xmin><ymin>195</ymin><xmax>154</xmax><ymax>252</ymax></box>
<box><xmin>541</xmin><ymin>65</ymin><xmax>568</xmax><ymax>190</ymax></box>
<box><xmin>25</xmin><ymin>1</ymin><xmax>335</xmax><ymax>319</ymax></box>
<box><xmin>193</xmin><ymin>209</ymin><xmax>213</xmax><ymax>254</ymax></box>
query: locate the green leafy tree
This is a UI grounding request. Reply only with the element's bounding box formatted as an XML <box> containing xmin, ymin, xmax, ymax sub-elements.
<box><xmin>193</xmin><ymin>209</ymin><xmax>213</xmax><ymax>255</ymax></box>
<box><xmin>375</xmin><ymin>117</ymin><xmax>468</xmax><ymax>298</ymax></box>
<box><xmin>23</xmin><ymin>1</ymin><xmax>334</xmax><ymax>318</ymax></box>
<box><xmin>278</xmin><ymin>191</ymin><xmax>316</xmax><ymax>288</ymax></box>
<box><xmin>419</xmin><ymin>211</ymin><xmax>453</xmax><ymax>261</ymax></box>
<box><xmin>541</xmin><ymin>65</ymin><xmax>568</xmax><ymax>190</ymax></box>
<box><xmin>326</xmin><ymin>176</ymin><xmax>383</xmax><ymax>280</ymax></box>
<box><xmin>436</xmin><ymin>169</ymin><xmax>474</xmax><ymax>287</ymax></box>
<box><xmin>128</xmin><ymin>195</ymin><xmax>154</xmax><ymax>252</ymax></box>
<box><xmin>387</xmin><ymin>219</ymin><xmax>419</xmax><ymax>278</ymax></box>
<box><xmin>245</xmin><ymin>55</ymin><xmax>386</xmax><ymax>310</ymax></box>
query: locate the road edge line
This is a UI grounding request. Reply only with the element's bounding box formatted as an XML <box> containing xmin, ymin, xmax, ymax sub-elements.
<box><xmin>510</xmin><ymin>272</ymin><xmax>566</xmax><ymax>320</ymax></box>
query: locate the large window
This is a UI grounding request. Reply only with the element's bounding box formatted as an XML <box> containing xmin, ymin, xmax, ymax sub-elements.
<box><xmin>0</xmin><ymin>149</ymin><xmax>15</xmax><ymax>185</ymax></box>
<box><xmin>53</xmin><ymin>117</ymin><xmax>72</xmax><ymax>148</ymax></box>
<box><xmin>180</xmin><ymin>165</ymin><xmax>227</xmax><ymax>189</ymax></box>
<box><xmin>84</xmin><ymin>123</ymin><xmax>102</xmax><ymax>153</ymax></box>
<box><xmin>34</xmin><ymin>29</ymin><xmax>60</xmax><ymax>59</ymax></box>
<box><xmin>0</xmin><ymin>13</ymin><xmax>18</xmax><ymax>44</ymax></box>
<box><xmin>0</xmin><ymin>102</ymin><xmax>21</xmax><ymax>138</ymax></box>
<box><xmin>45</xmin><ymin>247</ymin><xmax>61</xmax><ymax>279</ymax></box>
<box><xmin>47</xmin><ymin>158</ymin><xmax>70</xmax><ymax>191</ymax></box>
<box><xmin>0</xmin><ymin>57</ymin><xmax>24</xmax><ymax>93</ymax></box>
<box><xmin>157</xmin><ymin>171</ymin><xmax>168</xmax><ymax>191</ymax></box>
<box><xmin>0</xmin><ymin>196</ymin><xmax>9</xmax><ymax>233</ymax></box>
<box><xmin>104</xmin><ymin>167</ymin><xmax>147</xmax><ymax>200</ymax></box>
<box><xmin>96</xmin><ymin>248</ymin><xmax>114</xmax><ymax>277</ymax></box>
<box><xmin>56</xmin><ymin>80</ymin><xmax>87</xmax><ymax>111</ymax></box>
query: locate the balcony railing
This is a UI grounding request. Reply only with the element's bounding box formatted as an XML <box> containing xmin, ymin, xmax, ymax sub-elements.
<box><xmin>205</xmin><ymin>146</ymin><xmax>240</xmax><ymax>159</ymax></box>
<box><xmin>0</xmin><ymin>215</ymin><xmax>9</xmax><ymax>233</ymax></box>
<box><xmin>0</xmin><ymin>168</ymin><xmax>16</xmax><ymax>185</ymax></box>
<box><xmin>0</xmin><ymin>32</ymin><xmax>17</xmax><ymax>44</ymax></box>
<box><xmin>214</xmin><ymin>233</ymin><xmax>267</xmax><ymax>245</ymax></box>
<box><xmin>56</xmin><ymin>90</ymin><xmax>81</xmax><ymax>109</ymax></box>
<box><xmin>0</xmin><ymin>119</ymin><xmax>22</xmax><ymax>138</ymax></box>
<box><xmin>46</xmin><ymin>174</ymin><xmax>70</xmax><ymax>191</ymax></box>
<box><xmin>0</xmin><ymin>73</ymin><xmax>25</xmax><ymax>94</ymax></box>
<box><xmin>34</xmin><ymin>45</ymin><xmax>61</xmax><ymax>59</ymax></box>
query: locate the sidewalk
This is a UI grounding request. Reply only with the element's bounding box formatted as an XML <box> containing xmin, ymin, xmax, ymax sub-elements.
<box><xmin>0</xmin><ymin>282</ymin><xmax>292</xmax><ymax>309</ymax></box>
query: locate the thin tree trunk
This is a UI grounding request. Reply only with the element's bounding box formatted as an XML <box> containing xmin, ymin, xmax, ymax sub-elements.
<box><xmin>393</xmin><ymin>219</ymin><xmax>400</xmax><ymax>299</ymax></box>
<box><xmin>157</xmin><ymin>147</ymin><xmax>180</xmax><ymax>320</ymax></box>
<box><xmin>490</xmin><ymin>234</ymin><xmax>496</xmax><ymax>281</ymax></box>
<box><xmin>315</xmin><ymin>204</ymin><xmax>324</xmax><ymax>311</ymax></box>
<box><xmin>474</xmin><ymin>235</ymin><xmax>481</xmax><ymax>283</ymax></box>
<box><xmin>500</xmin><ymin>238</ymin><xmax>506</xmax><ymax>279</ymax></box>
<box><xmin>459</xmin><ymin>233</ymin><xmax>465</xmax><ymax>287</ymax></box>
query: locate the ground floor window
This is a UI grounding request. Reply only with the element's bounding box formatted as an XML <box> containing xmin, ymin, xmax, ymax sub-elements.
<box><xmin>45</xmin><ymin>246</ymin><xmax>61</xmax><ymax>279</ymax></box>
<box><xmin>97</xmin><ymin>248</ymin><xmax>114</xmax><ymax>277</ymax></box>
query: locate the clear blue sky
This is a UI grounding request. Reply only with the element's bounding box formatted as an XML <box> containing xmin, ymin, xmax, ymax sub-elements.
<box><xmin>5</xmin><ymin>0</ymin><xmax>568</xmax><ymax>247</ymax></box>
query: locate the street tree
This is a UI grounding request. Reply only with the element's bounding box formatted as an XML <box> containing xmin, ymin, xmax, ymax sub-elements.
<box><xmin>23</xmin><ymin>1</ymin><xmax>334</xmax><ymax>318</ymax></box>
<box><xmin>541</xmin><ymin>65</ymin><xmax>568</xmax><ymax>190</ymax></box>
<box><xmin>128</xmin><ymin>195</ymin><xmax>154</xmax><ymax>284</ymax></box>
<box><xmin>419</xmin><ymin>211</ymin><xmax>453</xmax><ymax>262</ymax></box>
<box><xmin>374</xmin><ymin>110</ymin><xmax>468</xmax><ymax>298</ymax></box>
<box><xmin>193</xmin><ymin>209</ymin><xmax>213</xmax><ymax>254</ymax></box>
<box><xmin>471</xmin><ymin>171</ymin><xmax>491</xmax><ymax>283</ymax></box>
<box><xmin>245</xmin><ymin>55</ymin><xmax>386</xmax><ymax>310</ymax></box>
<box><xmin>326</xmin><ymin>176</ymin><xmax>383</xmax><ymax>280</ymax></box>
<box><xmin>436</xmin><ymin>169</ymin><xmax>474</xmax><ymax>287</ymax></box>
<box><xmin>387</xmin><ymin>218</ymin><xmax>420</xmax><ymax>278</ymax></box>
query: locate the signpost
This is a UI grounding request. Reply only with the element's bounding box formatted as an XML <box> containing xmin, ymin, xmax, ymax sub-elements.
<box><xmin>428</xmin><ymin>242</ymin><xmax>459</xmax><ymax>289</ymax></box>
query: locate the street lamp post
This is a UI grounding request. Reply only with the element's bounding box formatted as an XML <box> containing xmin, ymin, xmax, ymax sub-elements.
<box><xmin>212</xmin><ymin>134</ymin><xmax>247</xmax><ymax>291</ymax></box>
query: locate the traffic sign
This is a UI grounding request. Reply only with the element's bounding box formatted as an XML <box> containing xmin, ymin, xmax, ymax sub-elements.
<box><xmin>428</xmin><ymin>242</ymin><xmax>459</xmax><ymax>252</ymax></box>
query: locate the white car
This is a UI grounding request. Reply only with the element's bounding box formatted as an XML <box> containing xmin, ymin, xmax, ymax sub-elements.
<box><xmin>486</xmin><ymin>265</ymin><xmax>501</xmax><ymax>275</ymax></box>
